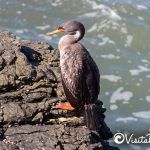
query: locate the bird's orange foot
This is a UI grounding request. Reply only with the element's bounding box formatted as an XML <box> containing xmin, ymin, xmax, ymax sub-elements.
<box><xmin>55</xmin><ymin>102</ymin><xmax>75</xmax><ymax>111</ymax></box>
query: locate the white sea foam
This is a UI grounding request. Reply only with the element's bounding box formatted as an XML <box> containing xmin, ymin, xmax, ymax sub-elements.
<box><xmin>136</xmin><ymin>83</ymin><xmax>141</xmax><ymax>86</ymax></box>
<box><xmin>146</xmin><ymin>96</ymin><xmax>150</xmax><ymax>102</ymax></box>
<box><xmin>16</xmin><ymin>30</ymin><xmax>24</xmax><ymax>34</ymax></box>
<box><xmin>139</xmin><ymin>98</ymin><xmax>143</xmax><ymax>101</ymax></box>
<box><xmin>43</xmin><ymin>15</ymin><xmax>48</xmax><ymax>19</ymax></box>
<box><xmin>83</xmin><ymin>0</ymin><xmax>121</xmax><ymax>20</ymax></box>
<box><xmin>51</xmin><ymin>0</ymin><xmax>63</xmax><ymax>7</ymax></box>
<box><xmin>82</xmin><ymin>12</ymin><xmax>97</xmax><ymax>18</ymax></box>
<box><xmin>146</xmin><ymin>75</ymin><xmax>150</xmax><ymax>78</ymax></box>
<box><xmin>133</xmin><ymin>110</ymin><xmax>150</xmax><ymax>119</ymax></box>
<box><xmin>128</xmin><ymin>60</ymin><xmax>132</xmax><ymax>64</ymax></box>
<box><xmin>139</xmin><ymin>78</ymin><xmax>143</xmax><ymax>82</ymax></box>
<box><xmin>97</xmin><ymin>34</ymin><xmax>116</xmax><ymax>46</ymax></box>
<box><xmin>16</xmin><ymin>29</ymin><xmax>29</xmax><ymax>34</ymax></box>
<box><xmin>121</xmin><ymin>27</ymin><xmax>128</xmax><ymax>34</ymax></box>
<box><xmin>38</xmin><ymin>34</ymin><xmax>52</xmax><ymax>40</ymax></box>
<box><xmin>141</xmin><ymin>59</ymin><xmax>150</xmax><ymax>64</ymax></box>
<box><xmin>136</xmin><ymin>4</ymin><xmax>148</xmax><ymax>10</ymax></box>
<box><xmin>116</xmin><ymin>49</ymin><xmax>120</xmax><ymax>52</ymax></box>
<box><xmin>110</xmin><ymin>104</ymin><xmax>118</xmax><ymax>110</ymax></box>
<box><xmin>87</xmin><ymin>23</ymin><xmax>97</xmax><ymax>33</ymax></box>
<box><xmin>138</xmin><ymin>16</ymin><xmax>144</xmax><ymax>21</ymax></box>
<box><xmin>129</xmin><ymin>66</ymin><xmax>150</xmax><ymax>76</ymax></box>
<box><xmin>100</xmin><ymin>54</ymin><xmax>120</xmax><ymax>59</ymax></box>
<box><xmin>105</xmin><ymin>92</ymin><xmax>110</xmax><ymax>95</ymax></box>
<box><xmin>16</xmin><ymin>10</ymin><xmax>22</xmax><ymax>14</ymax></box>
<box><xmin>35</xmin><ymin>25</ymin><xmax>50</xmax><ymax>30</ymax></box>
<box><xmin>101</xmin><ymin>75</ymin><xmax>122</xmax><ymax>82</ymax></box>
<box><xmin>137</xmin><ymin>51</ymin><xmax>141</xmax><ymax>55</ymax></box>
<box><xmin>21</xmin><ymin>3</ymin><xmax>26</xmax><ymax>7</ymax></box>
<box><xmin>125</xmin><ymin>35</ymin><xmax>133</xmax><ymax>47</ymax></box>
<box><xmin>116</xmin><ymin>117</ymin><xmax>138</xmax><ymax>123</ymax></box>
<box><xmin>110</xmin><ymin>87</ymin><xmax>133</xmax><ymax>104</ymax></box>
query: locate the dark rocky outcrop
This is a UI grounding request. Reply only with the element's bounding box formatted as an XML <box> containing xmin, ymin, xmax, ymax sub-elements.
<box><xmin>0</xmin><ymin>30</ymin><xmax>119</xmax><ymax>150</ymax></box>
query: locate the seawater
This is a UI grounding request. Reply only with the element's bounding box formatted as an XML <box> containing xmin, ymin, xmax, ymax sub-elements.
<box><xmin>0</xmin><ymin>0</ymin><xmax>150</xmax><ymax>149</ymax></box>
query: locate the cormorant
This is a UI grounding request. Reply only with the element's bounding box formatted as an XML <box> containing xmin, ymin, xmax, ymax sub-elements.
<box><xmin>46</xmin><ymin>20</ymin><xmax>100</xmax><ymax>130</ymax></box>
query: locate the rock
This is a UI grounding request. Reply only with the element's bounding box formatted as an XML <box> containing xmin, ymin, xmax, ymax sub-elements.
<box><xmin>0</xmin><ymin>125</ymin><xmax>119</xmax><ymax>150</ymax></box>
<box><xmin>0</xmin><ymin>30</ymin><xmax>119</xmax><ymax>150</ymax></box>
<box><xmin>0</xmin><ymin>30</ymin><xmax>62</xmax><ymax>124</ymax></box>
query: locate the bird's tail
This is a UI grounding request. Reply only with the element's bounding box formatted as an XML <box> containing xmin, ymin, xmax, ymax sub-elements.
<box><xmin>84</xmin><ymin>103</ymin><xmax>98</xmax><ymax>131</ymax></box>
<box><xmin>84</xmin><ymin>102</ymin><xmax>113</xmax><ymax>140</ymax></box>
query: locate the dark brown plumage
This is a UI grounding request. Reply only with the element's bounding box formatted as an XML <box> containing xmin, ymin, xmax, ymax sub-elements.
<box><xmin>46</xmin><ymin>20</ymin><xmax>100</xmax><ymax>130</ymax></box>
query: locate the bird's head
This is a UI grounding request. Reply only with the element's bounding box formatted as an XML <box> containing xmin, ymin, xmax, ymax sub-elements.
<box><xmin>46</xmin><ymin>20</ymin><xmax>85</xmax><ymax>36</ymax></box>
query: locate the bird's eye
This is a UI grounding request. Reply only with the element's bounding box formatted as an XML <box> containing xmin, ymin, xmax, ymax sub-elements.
<box><xmin>69</xmin><ymin>31</ymin><xmax>76</xmax><ymax>35</ymax></box>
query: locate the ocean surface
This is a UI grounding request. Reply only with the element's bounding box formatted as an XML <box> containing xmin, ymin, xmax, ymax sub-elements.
<box><xmin>0</xmin><ymin>0</ymin><xmax>150</xmax><ymax>149</ymax></box>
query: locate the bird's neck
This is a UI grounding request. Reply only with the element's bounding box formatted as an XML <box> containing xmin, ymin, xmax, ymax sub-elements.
<box><xmin>58</xmin><ymin>30</ymin><xmax>84</xmax><ymax>50</ymax></box>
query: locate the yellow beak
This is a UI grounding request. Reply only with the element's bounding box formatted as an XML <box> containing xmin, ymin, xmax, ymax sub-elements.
<box><xmin>46</xmin><ymin>28</ymin><xmax>65</xmax><ymax>35</ymax></box>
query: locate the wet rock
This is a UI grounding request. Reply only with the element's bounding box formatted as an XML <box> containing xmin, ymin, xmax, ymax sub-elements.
<box><xmin>0</xmin><ymin>124</ymin><xmax>119</xmax><ymax>150</ymax></box>
<box><xmin>0</xmin><ymin>30</ymin><xmax>62</xmax><ymax>124</ymax></box>
<box><xmin>0</xmin><ymin>30</ymin><xmax>119</xmax><ymax>150</ymax></box>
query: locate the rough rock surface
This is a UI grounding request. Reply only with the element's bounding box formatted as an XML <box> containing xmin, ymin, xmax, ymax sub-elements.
<box><xmin>0</xmin><ymin>30</ymin><xmax>119</xmax><ymax>150</ymax></box>
<box><xmin>0</xmin><ymin>30</ymin><xmax>64</xmax><ymax>125</ymax></box>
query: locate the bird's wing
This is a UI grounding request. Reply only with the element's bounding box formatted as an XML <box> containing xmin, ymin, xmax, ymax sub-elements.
<box><xmin>60</xmin><ymin>44</ymin><xmax>100</xmax><ymax>104</ymax></box>
<box><xmin>60</xmin><ymin>46</ymin><xmax>84</xmax><ymax>100</ymax></box>
<box><xmin>83</xmin><ymin>50</ymin><xmax>100</xmax><ymax>103</ymax></box>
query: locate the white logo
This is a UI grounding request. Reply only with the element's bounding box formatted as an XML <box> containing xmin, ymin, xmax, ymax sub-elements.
<box><xmin>113</xmin><ymin>133</ymin><xmax>150</xmax><ymax>144</ymax></box>
<box><xmin>113</xmin><ymin>133</ymin><xmax>125</xmax><ymax>144</ymax></box>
